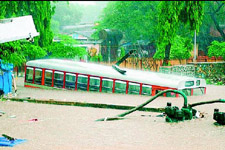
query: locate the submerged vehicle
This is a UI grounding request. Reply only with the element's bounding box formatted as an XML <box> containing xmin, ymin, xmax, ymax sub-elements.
<box><xmin>24</xmin><ymin>58</ymin><xmax>206</xmax><ymax>97</ymax></box>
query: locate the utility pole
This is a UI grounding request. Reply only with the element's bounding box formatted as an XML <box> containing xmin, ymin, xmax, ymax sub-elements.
<box><xmin>108</xmin><ymin>41</ymin><xmax>111</xmax><ymax>64</ymax></box>
<box><xmin>194</xmin><ymin>30</ymin><xmax>197</xmax><ymax>62</ymax></box>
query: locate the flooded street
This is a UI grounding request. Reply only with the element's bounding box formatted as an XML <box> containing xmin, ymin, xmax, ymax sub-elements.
<box><xmin>0</xmin><ymin>77</ymin><xmax>224</xmax><ymax>150</ymax></box>
<box><xmin>1</xmin><ymin>1</ymin><xmax>224</xmax><ymax>150</ymax></box>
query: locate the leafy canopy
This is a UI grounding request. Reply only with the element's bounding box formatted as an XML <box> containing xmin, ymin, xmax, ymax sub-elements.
<box><xmin>93</xmin><ymin>1</ymin><xmax>159</xmax><ymax>43</ymax></box>
<box><xmin>154</xmin><ymin>35</ymin><xmax>193</xmax><ymax>60</ymax></box>
<box><xmin>46</xmin><ymin>34</ymin><xmax>87</xmax><ymax>59</ymax></box>
<box><xmin>0</xmin><ymin>1</ymin><xmax>54</xmax><ymax>66</ymax></box>
<box><xmin>208</xmin><ymin>41</ymin><xmax>225</xmax><ymax>60</ymax></box>
<box><xmin>197</xmin><ymin>1</ymin><xmax>225</xmax><ymax>54</ymax></box>
<box><xmin>154</xmin><ymin>1</ymin><xmax>204</xmax><ymax>64</ymax></box>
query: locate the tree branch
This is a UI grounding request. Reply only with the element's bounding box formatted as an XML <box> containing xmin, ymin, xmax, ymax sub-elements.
<box><xmin>215</xmin><ymin>3</ymin><xmax>224</xmax><ymax>13</ymax></box>
<box><xmin>210</xmin><ymin>13</ymin><xmax>225</xmax><ymax>40</ymax></box>
<box><xmin>209</xmin><ymin>3</ymin><xmax>216</xmax><ymax>13</ymax></box>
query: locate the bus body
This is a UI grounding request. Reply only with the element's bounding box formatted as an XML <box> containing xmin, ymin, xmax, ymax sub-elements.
<box><xmin>24</xmin><ymin>59</ymin><xmax>206</xmax><ymax>97</ymax></box>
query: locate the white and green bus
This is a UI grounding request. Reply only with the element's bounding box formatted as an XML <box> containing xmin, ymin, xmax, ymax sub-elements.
<box><xmin>24</xmin><ymin>59</ymin><xmax>206</xmax><ymax>97</ymax></box>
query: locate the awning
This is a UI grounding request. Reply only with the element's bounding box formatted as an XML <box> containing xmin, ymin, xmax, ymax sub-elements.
<box><xmin>0</xmin><ymin>15</ymin><xmax>39</xmax><ymax>44</ymax></box>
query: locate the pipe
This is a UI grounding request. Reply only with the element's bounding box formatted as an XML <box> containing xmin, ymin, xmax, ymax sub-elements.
<box><xmin>115</xmin><ymin>50</ymin><xmax>136</xmax><ymax>66</ymax></box>
<box><xmin>189</xmin><ymin>99</ymin><xmax>225</xmax><ymax>108</ymax></box>
<box><xmin>112</xmin><ymin>50</ymin><xmax>136</xmax><ymax>75</ymax></box>
<box><xmin>96</xmin><ymin>89</ymin><xmax>187</xmax><ymax>121</ymax></box>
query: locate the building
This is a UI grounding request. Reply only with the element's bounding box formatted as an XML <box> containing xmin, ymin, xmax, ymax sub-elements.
<box><xmin>61</xmin><ymin>23</ymin><xmax>102</xmax><ymax>57</ymax></box>
<box><xmin>0</xmin><ymin>15</ymin><xmax>39</xmax><ymax>44</ymax></box>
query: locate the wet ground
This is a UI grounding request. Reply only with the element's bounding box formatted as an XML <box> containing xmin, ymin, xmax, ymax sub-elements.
<box><xmin>0</xmin><ymin>77</ymin><xmax>225</xmax><ymax>150</ymax></box>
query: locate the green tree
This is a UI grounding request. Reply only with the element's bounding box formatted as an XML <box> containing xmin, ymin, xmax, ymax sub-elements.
<box><xmin>0</xmin><ymin>41</ymin><xmax>47</xmax><ymax>66</ymax></box>
<box><xmin>93</xmin><ymin>1</ymin><xmax>159</xmax><ymax>43</ymax></box>
<box><xmin>170</xmin><ymin>36</ymin><xmax>193</xmax><ymax>63</ymax></box>
<box><xmin>198</xmin><ymin>1</ymin><xmax>224</xmax><ymax>55</ymax></box>
<box><xmin>156</xmin><ymin>1</ymin><xmax>204</xmax><ymax>65</ymax></box>
<box><xmin>208</xmin><ymin>1</ymin><xmax>225</xmax><ymax>40</ymax></box>
<box><xmin>46</xmin><ymin>34</ymin><xmax>87</xmax><ymax>59</ymax></box>
<box><xmin>208</xmin><ymin>41</ymin><xmax>225</xmax><ymax>60</ymax></box>
<box><xmin>154</xmin><ymin>35</ymin><xmax>193</xmax><ymax>63</ymax></box>
<box><xmin>0</xmin><ymin>1</ymin><xmax>54</xmax><ymax>66</ymax></box>
<box><xmin>89</xmin><ymin>54</ymin><xmax>103</xmax><ymax>62</ymax></box>
<box><xmin>15</xmin><ymin>1</ymin><xmax>55</xmax><ymax>47</ymax></box>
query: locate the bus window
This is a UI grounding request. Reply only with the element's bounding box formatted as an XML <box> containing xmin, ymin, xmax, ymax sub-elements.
<box><xmin>34</xmin><ymin>68</ymin><xmax>42</xmax><ymax>85</ymax></box>
<box><xmin>45</xmin><ymin>70</ymin><xmax>52</xmax><ymax>86</ymax></box>
<box><xmin>128</xmin><ymin>82</ymin><xmax>140</xmax><ymax>95</ymax></box>
<box><xmin>54</xmin><ymin>71</ymin><xmax>64</xmax><ymax>88</ymax></box>
<box><xmin>102</xmin><ymin>78</ymin><xmax>113</xmax><ymax>93</ymax></box>
<box><xmin>193</xmin><ymin>87</ymin><xmax>205</xmax><ymax>96</ymax></box>
<box><xmin>65</xmin><ymin>73</ymin><xmax>76</xmax><ymax>89</ymax></box>
<box><xmin>142</xmin><ymin>85</ymin><xmax>152</xmax><ymax>96</ymax></box>
<box><xmin>77</xmin><ymin>75</ymin><xmax>88</xmax><ymax>91</ymax></box>
<box><xmin>26</xmin><ymin>67</ymin><xmax>33</xmax><ymax>83</ymax></box>
<box><xmin>89</xmin><ymin>77</ymin><xmax>100</xmax><ymax>91</ymax></box>
<box><xmin>181</xmin><ymin>89</ymin><xmax>191</xmax><ymax>96</ymax></box>
<box><xmin>157</xmin><ymin>89</ymin><xmax>176</xmax><ymax>97</ymax></box>
<box><xmin>185</xmin><ymin>81</ymin><xmax>194</xmax><ymax>87</ymax></box>
<box><xmin>115</xmin><ymin>80</ymin><xmax>126</xmax><ymax>94</ymax></box>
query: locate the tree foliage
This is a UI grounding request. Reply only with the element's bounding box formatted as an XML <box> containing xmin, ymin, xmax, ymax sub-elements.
<box><xmin>198</xmin><ymin>1</ymin><xmax>225</xmax><ymax>54</ymax></box>
<box><xmin>156</xmin><ymin>1</ymin><xmax>204</xmax><ymax>65</ymax></box>
<box><xmin>154</xmin><ymin>35</ymin><xmax>193</xmax><ymax>61</ymax></box>
<box><xmin>207</xmin><ymin>1</ymin><xmax>225</xmax><ymax>40</ymax></box>
<box><xmin>94</xmin><ymin>1</ymin><xmax>205</xmax><ymax>64</ymax></box>
<box><xmin>88</xmin><ymin>54</ymin><xmax>103</xmax><ymax>62</ymax></box>
<box><xmin>170</xmin><ymin>36</ymin><xmax>193</xmax><ymax>60</ymax></box>
<box><xmin>46</xmin><ymin>34</ymin><xmax>87</xmax><ymax>59</ymax></box>
<box><xmin>0</xmin><ymin>1</ymin><xmax>54</xmax><ymax>66</ymax></box>
<box><xmin>93</xmin><ymin>1</ymin><xmax>159</xmax><ymax>43</ymax></box>
<box><xmin>0</xmin><ymin>41</ymin><xmax>47</xmax><ymax>66</ymax></box>
<box><xmin>208</xmin><ymin>41</ymin><xmax>225</xmax><ymax>60</ymax></box>
<box><xmin>1</xmin><ymin>1</ymin><xmax>55</xmax><ymax>47</ymax></box>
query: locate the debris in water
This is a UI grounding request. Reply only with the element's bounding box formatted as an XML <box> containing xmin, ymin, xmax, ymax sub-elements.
<box><xmin>0</xmin><ymin>134</ymin><xmax>27</xmax><ymax>147</ymax></box>
<box><xmin>2</xmin><ymin>134</ymin><xmax>15</xmax><ymax>141</ymax></box>
<box><xmin>0</xmin><ymin>110</ymin><xmax>5</xmax><ymax>114</ymax></box>
<box><xmin>9</xmin><ymin>115</ymin><xmax>16</xmax><ymax>118</ymax></box>
<box><xmin>141</xmin><ymin>115</ymin><xmax>151</xmax><ymax>117</ymax></box>
<box><xmin>156</xmin><ymin>113</ymin><xmax>165</xmax><ymax>117</ymax></box>
<box><xmin>28</xmin><ymin>118</ymin><xmax>38</xmax><ymax>122</ymax></box>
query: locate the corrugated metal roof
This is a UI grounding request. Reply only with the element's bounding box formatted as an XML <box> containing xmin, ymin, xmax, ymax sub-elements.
<box><xmin>0</xmin><ymin>15</ymin><xmax>39</xmax><ymax>44</ymax></box>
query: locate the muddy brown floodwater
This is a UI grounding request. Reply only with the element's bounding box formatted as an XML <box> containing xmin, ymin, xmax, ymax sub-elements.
<box><xmin>0</xmin><ymin>77</ymin><xmax>224</xmax><ymax>150</ymax></box>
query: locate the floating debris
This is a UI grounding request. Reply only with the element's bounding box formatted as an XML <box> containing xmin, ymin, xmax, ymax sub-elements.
<box><xmin>28</xmin><ymin>118</ymin><xmax>38</xmax><ymax>122</ymax></box>
<box><xmin>9</xmin><ymin>115</ymin><xmax>16</xmax><ymax>118</ymax></box>
<box><xmin>0</xmin><ymin>110</ymin><xmax>5</xmax><ymax>114</ymax></box>
<box><xmin>0</xmin><ymin>134</ymin><xmax>27</xmax><ymax>147</ymax></box>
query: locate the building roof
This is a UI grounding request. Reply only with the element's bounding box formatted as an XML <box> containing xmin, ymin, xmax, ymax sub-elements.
<box><xmin>0</xmin><ymin>15</ymin><xmax>39</xmax><ymax>44</ymax></box>
<box><xmin>72</xmin><ymin>31</ymin><xmax>94</xmax><ymax>39</ymax></box>
<box><xmin>62</xmin><ymin>24</ymin><xmax>96</xmax><ymax>39</ymax></box>
<box><xmin>62</xmin><ymin>24</ymin><xmax>94</xmax><ymax>31</ymax></box>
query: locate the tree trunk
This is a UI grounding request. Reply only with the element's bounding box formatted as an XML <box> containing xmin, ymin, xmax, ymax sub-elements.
<box><xmin>211</xmin><ymin>13</ymin><xmax>225</xmax><ymax>40</ymax></box>
<box><xmin>163</xmin><ymin>43</ymin><xmax>171</xmax><ymax>66</ymax></box>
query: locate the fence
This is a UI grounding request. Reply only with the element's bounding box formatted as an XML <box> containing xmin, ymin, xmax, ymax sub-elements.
<box><xmin>159</xmin><ymin>61</ymin><xmax>225</xmax><ymax>85</ymax></box>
